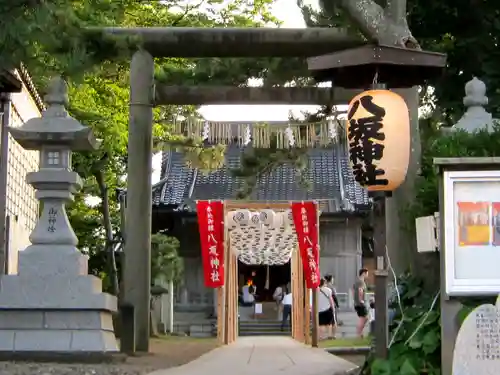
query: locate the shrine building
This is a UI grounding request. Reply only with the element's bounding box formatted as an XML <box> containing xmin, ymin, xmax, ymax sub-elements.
<box><xmin>150</xmin><ymin>130</ymin><xmax>372</xmax><ymax>332</ymax></box>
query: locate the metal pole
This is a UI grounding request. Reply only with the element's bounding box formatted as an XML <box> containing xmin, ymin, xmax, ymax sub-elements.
<box><xmin>0</xmin><ymin>94</ymin><xmax>11</xmax><ymax>275</ymax></box>
<box><xmin>123</xmin><ymin>49</ymin><xmax>154</xmax><ymax>352</ymax></box>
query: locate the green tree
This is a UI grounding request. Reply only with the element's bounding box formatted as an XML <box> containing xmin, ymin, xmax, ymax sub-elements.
<box><xmin>0</xmin><ymin>0</ymin><xmax>280</xmax><ymax>293</ymax></box>
<box><xmin>151</xmin><ymin>233</ymin><xmax>183</xmax><ymax>284</ymax></box>
<box><xmin>407</xmin><ymin>0</ymin><xmax>500</xmax><ymax>124</ymax></box>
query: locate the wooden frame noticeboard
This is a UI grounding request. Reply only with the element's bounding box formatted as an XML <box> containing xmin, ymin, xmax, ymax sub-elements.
<box><xmin>216</xmin><ymin>201</ymin><xmax>318</xmax><ymax>346</ymax></box>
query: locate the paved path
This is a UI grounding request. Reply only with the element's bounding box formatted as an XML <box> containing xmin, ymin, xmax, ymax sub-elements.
<box><xmin>148</xmin><ymin>336</ymin><xmax>357</xmax><ymax>375</ymax></box>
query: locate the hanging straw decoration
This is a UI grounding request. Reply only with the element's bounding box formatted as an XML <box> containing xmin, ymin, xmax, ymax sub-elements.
<box><xmin>170</xmin><ymin>118</ymin><xmax>339</xmax><ymax>147</ymax></box>
<box><xmin>252</xmin><ymin>123</ymin><xmax>271</xmax><ymax>148</ymax></box>
<box><xmin>202</xmin><ymin>120</ymin><xmax>210</xmax><ymax>141</ymax></box>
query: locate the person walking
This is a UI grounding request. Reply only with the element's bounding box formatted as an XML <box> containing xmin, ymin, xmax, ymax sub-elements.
<box><xmin>280</xmin><ymin>288</ymin><xmax>292</xmax><ymax>331</ymax></box>
<box><xmin>354</xmin><ymin>268</ymin><xmax>369</xmax><ymax>338</ymax></box>
<box><xmin>324</xmin><ymin>274</ymin><xmax>340</xmax><ymax>328</ymax></box>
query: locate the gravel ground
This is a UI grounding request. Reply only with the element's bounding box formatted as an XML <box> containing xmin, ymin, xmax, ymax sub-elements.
<box><xmin>0</xmin><ymin>338</ymin><xmax>219</xmax><ymax>375</ymax></box>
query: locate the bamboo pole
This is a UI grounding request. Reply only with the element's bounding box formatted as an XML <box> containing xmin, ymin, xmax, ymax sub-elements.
<box><xmin>311</xmin><ymin>202</ymin><xmax>321</xmax><ymax>347</ymax></box>
<box><xmin>304</xmin><ymin>285</ymin><xmax>311</xmax><ymax>345</ymax></box>
<box><xmin>223</xmin><ymin>202</ymin><xmax>230</xmax><ymax>345</ymax></box>
<box><xmin>216</xmin><ymin>287</ymin><xmax>224</xmax><ymax>344</ymax></box>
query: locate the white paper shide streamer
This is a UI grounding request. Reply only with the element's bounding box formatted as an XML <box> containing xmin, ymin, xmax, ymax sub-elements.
<box><xmin>202</xmin><ymin>120</ymin><xmax>210</xmax><ymax>141</ymax></box>
<box><xmin>328</xmin><ymin>119</ymin><xmax>337</xmax><ymax>140</ymax></box>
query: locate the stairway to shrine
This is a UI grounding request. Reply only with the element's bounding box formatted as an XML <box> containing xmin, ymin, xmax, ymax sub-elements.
<box><xmin>238</xmin><ymin>311</ymin><xmax>366</xmax><ymax>338</ymax></box>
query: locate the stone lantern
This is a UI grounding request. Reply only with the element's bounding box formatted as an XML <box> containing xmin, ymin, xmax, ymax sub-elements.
<box><xmin>452</xmin><ymin>77</ymin><xmax>496</xmax><ymax>133</ymax></box>
<box><xmin>0</xmin><ymin>77</ymin><xmax>118</xmax><ymax>353</ymax></box>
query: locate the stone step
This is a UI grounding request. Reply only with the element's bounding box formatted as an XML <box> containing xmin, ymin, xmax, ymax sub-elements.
<box><xmin>239</xmin><ymin>331</ymin><xmax>291</xmax><ymax>336</ymax></box>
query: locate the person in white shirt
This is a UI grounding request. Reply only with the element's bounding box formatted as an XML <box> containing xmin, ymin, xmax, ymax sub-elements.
<box><xmin>318</xmin><ymin>278</ymin><xmax>336</xmax><ymax>339</ymax></box>
<box><xmin>241</xmin><ymin>284</ymin><xmax>255</xmax><ymax>305</ymax></box>
<box><xmin>273</xmin><ymin>284</ymin><xmax>285</xmax><ymax>309</ymax></box>
<box><xmin>280</xmin><ymin>288</ymin><xmax>292</xmax><ymax>331</ymax></box>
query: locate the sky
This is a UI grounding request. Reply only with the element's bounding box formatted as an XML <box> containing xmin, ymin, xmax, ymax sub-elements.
<box><xmin>151</xmin><ymin>0</ymin><xmax>321</xmax><ymax>183</ymax></box>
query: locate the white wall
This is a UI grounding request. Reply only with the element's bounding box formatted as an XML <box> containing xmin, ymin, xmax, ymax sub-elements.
<box><xmin>3</xmin><ymin>72</ymin><xmax>41</xmax><ymax>273</ymax></box>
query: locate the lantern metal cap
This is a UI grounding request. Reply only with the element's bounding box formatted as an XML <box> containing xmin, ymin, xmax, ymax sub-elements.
<box><xmin>307</xmin><ymin>44</ymin><xmax>447</xmax><ymax>88</ymax></box>
<box><xmin>8</xmin><ymin>76</ymin><xmax>101</xmax><ymax>151</ymax></box>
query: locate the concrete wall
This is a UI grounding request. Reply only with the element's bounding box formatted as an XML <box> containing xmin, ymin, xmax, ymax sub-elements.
<box><xmin>3</xmin><ymin>72</ymin><xmax>41</xmax><ymax>274</ymax></box>
<box><xmin>319</xmin><ymin>219</ymin><xmax>363</xmax><ymax>294</ymax></box>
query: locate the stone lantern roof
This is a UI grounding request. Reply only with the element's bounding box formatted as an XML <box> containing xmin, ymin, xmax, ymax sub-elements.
<box><xmin>8</xmin><ymin>76</ymin><xmax>101</xmax><ymax>151</ymax></box>
<box><xmin>452</xmin><ymin>77</ymin><xmax>497</xmax><ymax>133</ymax></box>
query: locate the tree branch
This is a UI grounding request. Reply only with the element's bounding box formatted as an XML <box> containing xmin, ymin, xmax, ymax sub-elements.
<box><xmin>385</xmin><ymin>0</ymin><xmax>406</xmax><ymax>24</ymax></box>
<box><xmin>92</xmin><ymin>155</ymin><xmax>119</xmax><ymax>296</ymax></box>
<box><xmin>330</xmin><ymin>0</ymin><xmax>419</xmax><ymax>48</ymax></box>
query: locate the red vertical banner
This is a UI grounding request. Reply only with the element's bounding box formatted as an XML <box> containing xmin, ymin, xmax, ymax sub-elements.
<box><xmin>197</xmin><ymin>201</ymin><xmax>225</xmax><ymax>288</ymax></box>
<box><xmin>291</xmin><ymin>201</ymin><xmax>320</xmax><ymax>288</ymax></box>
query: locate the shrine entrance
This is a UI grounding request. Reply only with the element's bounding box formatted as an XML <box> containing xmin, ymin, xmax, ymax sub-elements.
<box><xmin>216</xmin><ymin>201</ymin><xmax>318</xmax><ymax>346</ymax></box>
<box><xmin>238</xmin><ymin>261</ymin><xmax>291</xmax><ymax>304</ymax></box>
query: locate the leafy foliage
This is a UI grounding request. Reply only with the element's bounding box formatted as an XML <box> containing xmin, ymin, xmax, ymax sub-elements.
<box><xmin>151</xmin><ymin>233</ymin><xmax>183</xmax><ymax>283</ymax></box>
<box><xmin>408</xmin><ymin>124</ymin><xmax>500</xmax><ymax>221</ymax></box>
<box><xmin>231</xmin><ymin>146</ymin><xmax>311</xmax><ymax>199</ymax></box>
<box><xmin>366</xmin><ymin>274</ymin><xmax>441</xmax><ymax>375</ymax></box>
<box><xmin>407</xmin><ymin>0</ymin><xmax>500</xmax><ymax>124</ymax></box>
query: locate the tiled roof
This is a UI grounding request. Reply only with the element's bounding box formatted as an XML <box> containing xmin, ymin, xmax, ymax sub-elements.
<box><xmin>152</xmin><ymin>144</ymin><xmax>370</xmax><ymax>214</ymax></box>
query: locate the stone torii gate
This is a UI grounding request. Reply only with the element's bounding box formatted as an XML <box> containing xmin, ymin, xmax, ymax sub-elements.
<box><xmin>90</xmin><ymin>24</ymin><xmax>445</xmax><ymax>352</ymax></box>
<box><xmin>98</xmin><ymin>27</ymin><xmax>363</xmax><ymax>353</ymax></box>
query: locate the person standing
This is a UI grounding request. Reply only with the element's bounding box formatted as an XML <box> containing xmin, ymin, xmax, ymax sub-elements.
<box><xmin>280</xmin><ymin>287</ymin><xmax>292</xmax><ymax>331</ymax></box>
<box><xmin>318</xmin><ymin>278</ymin><xmax>336</xmax><ymax>340</ymax></box>
<box><xmin>354</xmin><ymin>268</ymin><xmax>369</xmax><ymax>338</ymax></box>
<box><xmin>324</xmin><ymin>274</ymin><xmax>340</xmax><ymax>326</ymax></box>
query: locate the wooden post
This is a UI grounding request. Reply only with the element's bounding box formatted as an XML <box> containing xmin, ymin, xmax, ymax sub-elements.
<box><xmin>291</xmin><ymin>248</ymin><xmax>298</xmax><ymax>339</ymax></box>
<box><xmin>223</xmin><ymin>202</ymin><xmax>230</xmax><ymax>345</ymax></box>
<box><xmin>304</xmin><ymin>282</ymin><xmax>311</xmax><ymax>344</ymax></box>
<box><xmin>372</xmin><ymin>192</ymin><xmax>389</xmax><ymax>359</ymax></box>
<box><xmin>216</xmin><ymin>286</ymin><xmax>224</xmax><ymax>344</ymax></box>
<box><xmin>167</xmin><ymin>280</ymin><xmax>174</xmax><ymax>333</ymax></box>
<box><xmin>311</xmin><ymin>290</ymin><xmax>319</xmax><ymax>347</ymax></box>
<box><xmin>232</xmin><ymin>251</ymin><xmax>238</xmax><ymax>342</ymax></box>
<box><xmin>311</xmin><ymin>203</ymin><xmax>321</xmax><ymax>347</ymax></box>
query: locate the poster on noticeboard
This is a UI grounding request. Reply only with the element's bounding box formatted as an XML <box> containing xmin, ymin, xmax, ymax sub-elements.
<box><xmin>443</xmin><ymin>170</ymin><xmax>500</xmax><ymax>297</ymax></box>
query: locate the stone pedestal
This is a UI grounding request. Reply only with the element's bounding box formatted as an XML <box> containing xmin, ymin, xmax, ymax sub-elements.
<box><xmin>0</xmin><ymin>245</ymin><xmax>118</xmax><ymax>352</ymax></box>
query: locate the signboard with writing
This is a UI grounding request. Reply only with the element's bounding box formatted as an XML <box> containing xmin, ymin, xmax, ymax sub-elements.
<box><xmin>452</xmin><ymin>296</ymin><xmax>500</xmax><ymax>374</ymax></box>
<box><xmin>443</xmin><ymin>170</ymin><xmax>500</xmax><ymax>296</ymax></box>
<box><xmin>290</xmin><ymin>201</ymin><xmax>320</xmax><ymax>289</ymax></box>
<box><xmin>196</xmin><ymin>201</ymin><xmax>225</xmax><ymax>288</ymax></box>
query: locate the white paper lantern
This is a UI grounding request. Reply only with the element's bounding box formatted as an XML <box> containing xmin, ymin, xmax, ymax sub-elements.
<box><xmin>282</xmin><ymin>209</ymin><xmax>294</xmax><ymax>229</ymax></box>
<box><xmin>227</xmin><ymin>209</ymin><xmax>251</xmax><ymax>228</ymax></box>
<box><xmin>259</xmin><ymin>209</ymin><xmax>283</xmax><ymax>229</ymax></box>
<box><xmin>249</xmin><ymin>212</ymin><xmax>261</xmax><ymax>227</ymax></box>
